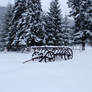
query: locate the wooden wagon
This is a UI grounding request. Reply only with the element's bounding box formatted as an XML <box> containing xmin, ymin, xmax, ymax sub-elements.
<box><xmin>23</xmin><ymin>46</ymin><xmax>73</xmax><ymax>64</ymax></box>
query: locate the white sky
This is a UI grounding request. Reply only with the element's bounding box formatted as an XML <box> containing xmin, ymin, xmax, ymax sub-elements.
<box><xmin>0</xmin><ymin>0</ymin><xmax>70</xmax><ymax>15</ymax></box>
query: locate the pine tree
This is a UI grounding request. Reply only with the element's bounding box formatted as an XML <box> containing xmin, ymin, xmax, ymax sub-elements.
<box><xmin>86</xmin><ymin>0</ymin><xmax>92</xmax><ymax>46</ymax></box>
<box><xmin>7</xmin><ymin>0</ymin><xmax>26</xmax><ymax>51</ymax></box>
<box><xmin>62</xmin><ymin>15</ymin><xmax>74</xmax><ymax>46</ymax></box>
<box><xmin>0</xmin><ymin>21</ymin><xmax>5</xmax><ymax>51</ymax></box>
<box><xmin>16</xmin><ymin>0</ymin><xmax>45</xmax><ymax>47</ymax></box>
<box><xmin>68</xmin><ymin>0</ymin><xmax>92</xmax><ymax>50</ymax></box>
<box><xmin>45</xmin><ymin>0</ymin><xmax>64</xmax><ymax>46</ymax></box>
<box><xmin>0</xmin><ymin>4</ymin><xmax>13</xmax><ymax>51</ymax></box>
<box><xmin>63</xmin><ymin>15</ymin><xmax>70</xmax><ymax>46</ymax></box>
<box><xmin>41</xmin><ymin>12</ymin><xmax>49</xmax><ymax>45</ymax></box>
<box><xmin>25</xmin><ymin>0</ymin><xmax>45</xmax><ymax>46</ymax></box>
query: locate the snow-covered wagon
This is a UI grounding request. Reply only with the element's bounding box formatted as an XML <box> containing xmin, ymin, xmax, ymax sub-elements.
<box><xmin>23</xmin><ymin>46</ymin><xmax>73</xmax><ymax>64</ymax></box>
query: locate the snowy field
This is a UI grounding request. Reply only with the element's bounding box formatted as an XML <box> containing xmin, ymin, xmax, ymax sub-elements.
<box><xmin>0</xmin><ymin>47</ymin><xmax>92</xmax><ymax>92</ymax></box>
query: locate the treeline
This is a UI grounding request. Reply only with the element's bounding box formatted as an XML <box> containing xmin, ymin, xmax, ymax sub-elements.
<box><xmin>0</xmin><ymin>0</ymin><xmax>92</xmax><ymax>51</ymax></box>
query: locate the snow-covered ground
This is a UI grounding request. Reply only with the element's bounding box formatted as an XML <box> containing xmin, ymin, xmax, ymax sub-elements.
<box><xmin>0</xmin><ymin>47</ymin><xmax>92</xmax><ymax>92</ymax></box>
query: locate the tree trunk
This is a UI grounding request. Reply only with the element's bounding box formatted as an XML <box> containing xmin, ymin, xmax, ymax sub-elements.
<box><xmin>82</xmin><ymin>42</ymin><xmax>85</xmax><ymax>51</ymax></box>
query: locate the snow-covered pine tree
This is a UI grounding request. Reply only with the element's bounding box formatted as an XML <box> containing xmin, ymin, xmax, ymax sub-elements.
<box><xmin>63</xmin><ymin>15</ymin><xmax>71</xmax><ymax>46</ymax></box>
<box><xmin>68</xmin><ymin>0</ymin><xmax>92</xmax><ymax>50</ymax></box>
<box><xmin>23</xmin><ymin>0</ymin><xmax>45</xmax><ymax>46</ymax></box>
<box><xmin>7</xmin><ymin>0</ymin><xmax>26</xmax><ymax>51</ymax></box>
<box><xmin>45</xmin><ymin>0</ymin><xmax>64</xmax><ymax>46</ymax></box>
<box><xmin>41</xmin><ymin>12</ymin><xmax>49</xmax><ymax>45</ymax></box>
<box><xmin>63</xmin><ymin>15</ymin><xmax>74</xmax><ymax>46</ymax></box>
<box><xmin>1</xmin><ymin>4</ymin><xmax>13</xmax><ymax>50</ymax></box>
<box><xmin>86</xmin><ymin>0</ymin><xmax>92</xmax><ymax>46</ymax></box>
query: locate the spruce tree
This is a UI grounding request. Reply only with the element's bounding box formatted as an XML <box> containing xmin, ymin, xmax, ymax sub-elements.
<box><xmin>41</xmin><ymin>12</ymin><xmax>49</xmax><ymax>45</ymax></box>
<box><xmin>16</xmin><ymin>0</ymin><xmax>45</xmax><ymax>47</ymax></box>
<box><xmin>7</xmin><ymin>0</ymin><xmax>26</xmax><ymax>51</ymax></box>
<box><xmin>63</xmin><ymin>15</ymin><xmax>71</xmax><ymax>46</ymax></box>
<box><xmin>0</xmin><ymin>4</ymin><xmax>13</xmax><ymax>51</ymax></box>
<box><xmin>25</xmin><ymin>0</ymin><xmax>45</xmax><ymax>46</ymax></box>
<box><xmin>68</xmin><ymin>0</ymin><xmax>92</xmax><ymax>50</ymax></box>
<box><xmin>46</xmin><ymin>0</ymin><xmax>64</xmax><ymax>46</ymax></box>
<box><xmin>86</xmin><ymin>0</ymin><xmax>92</xmax><ymax>46</ymax></box>
<box><xmin>63</xmin><ymin>15</ymin><xmax>72</xmax><ymax>46</ymax></box>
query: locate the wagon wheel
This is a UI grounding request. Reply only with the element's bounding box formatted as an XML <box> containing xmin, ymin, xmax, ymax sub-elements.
<box><xmin>67</xmin><ymin>48</ymin><xmax>73</xmax><ymax>59</ymax></box>
<box><xmin>64</xmin><ymin>48</ymin><xmax>73</xmax><ymax>60</ymax></box>
<box><xmin>44</xmin><ymin>51</ymin><xmax>55</xmax><ymax>62</ymax></box>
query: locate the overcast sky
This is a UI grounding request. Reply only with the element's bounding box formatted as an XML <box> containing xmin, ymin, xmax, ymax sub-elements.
<box><xmin>0</xmin><ymin>0</ymin><xmax>70</xmax><ymax>16</ymax></box>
